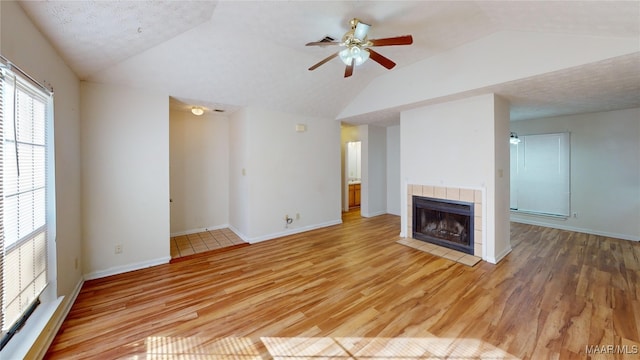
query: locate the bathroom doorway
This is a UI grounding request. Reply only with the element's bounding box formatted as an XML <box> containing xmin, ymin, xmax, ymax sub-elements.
<box><xmin>345</xmin><ymin>141</ymin><xmax>361</xmax><ymax>211</ymax></box>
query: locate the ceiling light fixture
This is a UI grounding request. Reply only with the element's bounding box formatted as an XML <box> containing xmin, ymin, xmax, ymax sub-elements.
<box><xmin>306</xmin><ymin>18</ymin><xmax>412</xmax><ymax>78</ymax></box>
<box><xmin>191</xmin><ymin>106</ymin><xmax>204</xmax><ymax>116</ymax></box>
<box><xmin>338</xmin><ymin>19</ymin><xmax>371</xmax><ymax>67</ymax></box>
<box><xmin>510</xmin><ymin>132</ymin><xmax>521</xmax><ymax>144</ymax></box>
<box><xmin>339</xmin><ymin>46</ymin><xmax>369</xmax><ymax>66</ymax></box>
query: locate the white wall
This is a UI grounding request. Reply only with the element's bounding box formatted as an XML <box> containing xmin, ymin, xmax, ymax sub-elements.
<box><xmin>386</xmin><ymin>125</ymin><xmax>401</xmax><ymax>216</ymax></box>
<box><xmin>510</xmin><ymin>108</ymin><xmax>640</xmax><ymax>241</ymax></box>
<box><xmin>228</xmin><ymin>108</ymin><xmax>250</xmax><ymax>237</ymax></box>
<box><xmin>493</xmin><ymin>95</ymin><xmax>511</xmax><ymax>261</ymax></box>
<box><xmin>81</xmin><ymin>82</ymin><xmax>170</xmax><ymax>279</ymax></box>
<box><xmin>401</xmin><ymin>93</ymin><xmax>511</xmax><ymax>263</ymax></box>
<box><xmin>361</xmin><ymin>125</ymin><xmax>387</xmax><ymax>217</ymax></box>
<box><xmin>169</xmin><ymin>109</ymin><xmax>229</xmax><ymax>235</ymax></box>
<box><xmin>1</xmin><ymin>0</ymin><xmax>82</xmax><ymax>301</ymax></box>
<box><xmin>229</xmin><ymin>106</ymin><xmax>342</xmax><ymax>242</ymax></box>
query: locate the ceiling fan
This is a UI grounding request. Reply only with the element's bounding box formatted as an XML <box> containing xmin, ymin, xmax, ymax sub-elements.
<box><xmin>306</xmin><ymin>18</ymin><xmax>413</xmax><ymax>78</ymax></box>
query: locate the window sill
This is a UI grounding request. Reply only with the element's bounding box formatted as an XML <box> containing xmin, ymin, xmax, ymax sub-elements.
<box><xmin>0</xmin><ymin>296</ymin><xmax>63</xmax><ymax>359</ymax></box>
<box><xmin>510</xmin><ymin>209</ymin><xmax>569</xmax><ymax>220</ymax></box>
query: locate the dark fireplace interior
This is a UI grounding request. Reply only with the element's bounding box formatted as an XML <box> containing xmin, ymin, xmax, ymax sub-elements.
<box><xmin>412</xmin><ymin>196</ymin><xmax>474</xmax><ymax>255</ymax></box>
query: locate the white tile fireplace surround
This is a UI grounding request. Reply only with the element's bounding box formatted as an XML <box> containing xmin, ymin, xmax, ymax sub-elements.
<box><xmin>407</xmin><ymin>184</ymin><xmax>484</xmax><ymax>260</ymax></box>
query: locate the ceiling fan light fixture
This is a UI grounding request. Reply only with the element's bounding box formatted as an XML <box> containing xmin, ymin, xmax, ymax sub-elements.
<box><xmin>510</xmin><ymin>132</ymin><xmax>521</xmax><ymax>144</ymax></box>
<box><xmin>306</xmin><ymin>17</ymin><xmax>412</xmax><ymax>76</ymax></box>
<box><xmin>339</xmin><ymin>46</ymin><xmax>369</xmax><ymax>66</ymax></box>
<box><xmin>353</xmin><ymin>20</ymin><xmax>371</xmax><ymax>41</ymax></box>
<box><xmin>191</xmin><ymin>106</ymin><xmax>205</xmax><ymax>116</ymax></box>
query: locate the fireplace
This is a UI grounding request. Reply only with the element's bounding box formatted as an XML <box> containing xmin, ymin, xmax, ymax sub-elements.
<box><xmin>412</xmin><ymin>196</ymin><xmax>474</xmax><ymax>255</ymax></box>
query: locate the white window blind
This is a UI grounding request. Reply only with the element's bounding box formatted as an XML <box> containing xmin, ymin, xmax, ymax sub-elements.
<box><xmin>510</xmin><ymin>132</ymin><xmax>571</xmax><ymax>217</ymax></box>
<box><xmin>0</xmin><ymin>61</ymin><xmax>51</xmax><ymax>348</ymax></box>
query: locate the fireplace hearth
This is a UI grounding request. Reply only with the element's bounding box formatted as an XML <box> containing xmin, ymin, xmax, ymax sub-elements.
<box><xmin>412</xmin><ymin>196</ymin><xmax>474</xmax><ymax>255</ymax></box>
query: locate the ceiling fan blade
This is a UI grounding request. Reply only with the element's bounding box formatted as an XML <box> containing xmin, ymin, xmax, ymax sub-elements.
<box><xmin>344</xmin><ymin>58</ymin><xmax>355</xmax><ymax>78</ymax></box>
<box><xmin>308</xmin><ymin>52</ymin><xmax>339</xmax><ymax>71</ymax></box>
<box><xmin>368</xmin><ymin>35</ymin><xmax>413</xmax><ymax>46</ymax></box>
<box><xmin>305</xmin><ymin>41</ymin><xmax>340</xmax><ymax>47</ymax></box>
<box><xmin>367</xmin><ymin>49</ymin><xmax>396</xmax><ymax>70</ymax></box>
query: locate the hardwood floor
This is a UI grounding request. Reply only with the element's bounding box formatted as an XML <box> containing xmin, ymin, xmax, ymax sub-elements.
<box><xmin>45</xmin><ymin>212</ymin><xmax>640</xmax><ymax>359</ymax></box>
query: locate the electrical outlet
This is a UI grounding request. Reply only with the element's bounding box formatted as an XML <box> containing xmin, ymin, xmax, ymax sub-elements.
<box><xmin>115</xmin><ymin>244</ymin><xmax>123</xmax><ymax>254</ymax></box>
<box><xmin>296</xmin><ymin>213</ymin><xmax>300</xmax><ymax>220</ymax></box>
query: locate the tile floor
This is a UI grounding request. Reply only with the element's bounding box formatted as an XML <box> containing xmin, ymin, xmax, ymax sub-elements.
<box><xmin>397</xmin><ymin>237</ymin><xmax>481</xmax><ymax>267</ymax></box>
<box><xmin>171</xmin><ymin>228</ymin><xmax>246</xmax><ymax>259</ymax></box>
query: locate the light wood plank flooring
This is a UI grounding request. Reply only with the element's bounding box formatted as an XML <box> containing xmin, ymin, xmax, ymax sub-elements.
<box><xmin>45</xmin><ymin>212</ymin><xmax>640</xmax><ymax>359</ymax></box>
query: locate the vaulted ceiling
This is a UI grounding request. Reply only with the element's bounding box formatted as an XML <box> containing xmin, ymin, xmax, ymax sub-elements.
<box><xmin>18</xmin><ymin>0</ymin><xmax>640</xmax><ymax>125</ymax></box>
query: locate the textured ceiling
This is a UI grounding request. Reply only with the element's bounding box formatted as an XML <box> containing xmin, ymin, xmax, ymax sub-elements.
<box><xmin>19</xmin><ymin>0</ymin><xmax>217</xmax><ymax>79</ymax></box>
<box><xmin>341</xmin><ymin>52</ymin><xmax>640</xmax><ymax>126</ymax></box>
<box><xmin>17</xmin><ymin>0</ymin><xmax>640</xmax><ymax>124</ymax></box>
<box><xmin>505</xmin><ymin>53</ymin><xmax>640</xmax><ymax>121</ymax></box>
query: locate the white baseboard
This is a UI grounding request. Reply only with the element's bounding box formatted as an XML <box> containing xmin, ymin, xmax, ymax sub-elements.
<box><xmin>361</xmin><ymin>210</ymin><xmax>387</xmax><ymax>218</ymax></box>
<box><xmin>84</xmin><ymin>256</ymin><xmax>171</xmax><ymax>281</ymax></box>
<box><xmin>170</xmin><ymin>224</ymin><xmax>230</xmax><ymax>237</ymax></box>
<box><xmin>510</xmin><ymin>218</ymin><xmax>640</xmax><ymax>242</ymax></box>
<box><xmin>485</xmin><ymin>246</ymin><xmax>512</xmax><ymax>265</ymax></box>
<box><xmin>227</xmin><ymin>225</ymin><xmax>248</xmax><ymax>243</ymax></box>
<box><xmin>239</xmin><ymin>220</ymin><xmax>343</xmax><ymax>244</ymax></box>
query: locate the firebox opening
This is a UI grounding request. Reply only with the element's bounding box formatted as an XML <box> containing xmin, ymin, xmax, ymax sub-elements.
<box><xmin>412</xmin><ymin>196</ymin><xmax>474</xmax><ymax>255</ymax></box>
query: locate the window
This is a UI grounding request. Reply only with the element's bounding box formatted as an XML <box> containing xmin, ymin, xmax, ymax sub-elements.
<box><xmin>510</xmin><ymin>132</ymin><xmax>571</xmax><ymax>217</ymax></box>
<box><xmin>0</xmin><ymin>57</ymin><xmax>53</xmax><ymax>349</ymax></box>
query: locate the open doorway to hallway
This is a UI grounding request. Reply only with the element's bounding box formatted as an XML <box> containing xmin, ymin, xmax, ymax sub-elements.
<box><xmin>346</xmin><ymin>140</ymin><xmax>362</xmax><ymax>212</ymax></box>
<box><xmin>341</xmin><ymin>124</ymin><xmax>362</xmax><ymax>217</ymax></box>
<box><xmin>341</xmin><ymin>122</ymin><xmax>401</xmax><ymax>219</ymax></box>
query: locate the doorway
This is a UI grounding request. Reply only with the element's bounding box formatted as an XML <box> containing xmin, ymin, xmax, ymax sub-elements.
<box><xmin>346</xmin><ymin>141</ymin><xmax>361</xmax><ymax>211</ymax></box>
